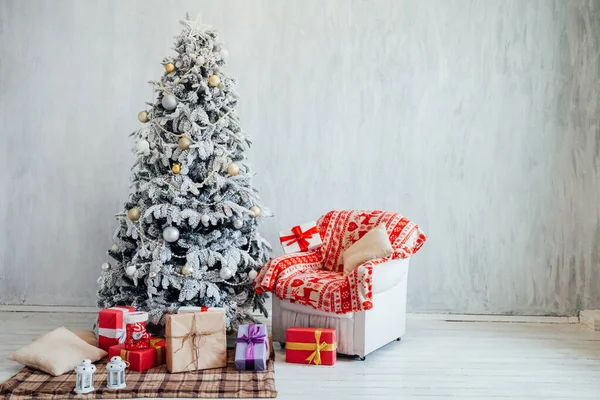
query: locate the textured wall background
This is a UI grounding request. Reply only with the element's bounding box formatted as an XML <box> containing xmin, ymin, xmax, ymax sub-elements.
<box><xmin>1</xmin><ymin>0</ymin><xmax>599</xmax><ymax>314</ymax></box>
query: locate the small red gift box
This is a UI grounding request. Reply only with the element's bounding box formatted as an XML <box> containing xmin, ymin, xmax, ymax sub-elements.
<box><xmin>98</xmin><ymin>306</ymin><xmax>136</xmax><ymax>351</ymax></box>
<box><xmin>108</xmin><ymin>338</ymin><xmax>166</xmax><ymax>372</ymax></box>
<box><xmin>279</xmin><ymin>221</ymin><xmax>323</xmax><ymax>254</ymax></box>
<box><xmin>285</xmin><ymin>327</ymin><xmax>336</xmax><ymax>365</ymax></box>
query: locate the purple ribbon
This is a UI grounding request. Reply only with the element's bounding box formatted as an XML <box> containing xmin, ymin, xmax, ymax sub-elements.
<box><xmin>236</xmin><ymin>324</ymin><xmax>266</xmax><ymax>369</ymax></box>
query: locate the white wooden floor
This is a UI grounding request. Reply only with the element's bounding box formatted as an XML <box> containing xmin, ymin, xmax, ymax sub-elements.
<box><xmin>1</xmin><ymin>312</ymin><xmax>600</xmax><ymax>399</ymax></box>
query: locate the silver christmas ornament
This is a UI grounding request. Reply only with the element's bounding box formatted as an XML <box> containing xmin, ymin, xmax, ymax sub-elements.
<box><xmin>196</xmin><ymin>55</ymin><xmax>206</xmax><ymax>66</ymax></box>
<box><xmin>111</xmin><ymin>244</ymin><xmax>119</xmax><ymax>252</ymax></box>
<box><xmin>233</xmin><ymin>219</ymin><xmax>243</xmax><ymax>229</ymax></box>
<box><xmin>201</xmin><ymin>214</ymin><xmax>210</xmax><ymax>224</ymax></box>
<box><xmin>161</xmin><ymin>94</ymin><xmax>177</xmax><ymax>111</ymax></box>
<box><xmin>136</xmin><ymin>139</ymin><xmax>150</xmax><ymax>154</ymax></box>
<box><xmin>163</xmin><ymin>226</ymin><xmax>180</xmax><ymax>242</ymax></box>
<box><xmin>149</xmin><ymin>271</ymin><xmax>157</xmax><ymax>279</ymax></box>
<box><xmin>248</xmin><ymin>269</ymin><xmax>258</xmax><ymax>281</ymax></box>
<box><xmin>219</xmin><ymin>266</ymin><xmax>233</xmax><ymax>280</ymax></box>
<box><xmin>181</xmin><ymin>264</ymin><xmax>194</xmax><ymax>276</ymax></box>
<box><xmin>214</xmin><ymin>195</ymin><xmax>222</xmax><ymax>202</ymax></box>
<box><xmin>101</xmin><ymin>262</ymin><xmax>111</xmax><ymax>271</ymax></box>
<box><xmin>126</xmin><ymin>265</ymin><xmax>136</xmax><ymax>276</ymax></box>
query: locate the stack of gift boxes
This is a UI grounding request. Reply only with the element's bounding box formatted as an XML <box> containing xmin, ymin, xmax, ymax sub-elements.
<box><xmin>97</xmin><ymin>221</ymin><xmax>337</xmax><ymax>375</ymax></box>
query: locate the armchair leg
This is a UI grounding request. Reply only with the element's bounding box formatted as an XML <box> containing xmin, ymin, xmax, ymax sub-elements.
<box><xmin>356</xmin><ymin>356</ymin><xmax>366</xmax><ymax>361</ymax></box>
<box><xmin>396</xmin><ymin>337</ymin><xmax>402</xmax><ymax>341</ymax></box>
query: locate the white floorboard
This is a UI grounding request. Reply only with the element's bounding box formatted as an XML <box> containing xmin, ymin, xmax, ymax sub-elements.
<box><xmin>1</xmin><ymin>312</ymin><xmax>599</xmax><ymax>399</ymax></box>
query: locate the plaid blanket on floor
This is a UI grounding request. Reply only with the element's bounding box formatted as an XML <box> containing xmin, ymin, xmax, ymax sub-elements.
<box><xmin>0</xmin><ymin>348</ymin><xmax>277</xmax><ymax>399</ymax></box>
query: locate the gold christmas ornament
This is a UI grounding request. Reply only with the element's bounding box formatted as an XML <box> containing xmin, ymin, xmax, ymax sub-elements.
<box><xmin>178</xmin><ymin>136</ymin><xmax>192</xmax><ymax>150</ymax></box>
<box><xmin>172</xmin><ymin>163</ymin><xmax>181</xmax><ymax>174</ymax></box>
<box><xmin>137</xmin><ymin>111</ymin><xmax>149</xmax><ymax>123</ymax></box>
<box><xmin>165</xmin><ymin>62</ymin><xmax>176</xmax><ymax>73</ymax></box>
<box><xmin>227</xmin><ymin>162</ymin><xmax>240</xmax><ymax>176</ymax></box>
<box><xmin>250</xmin><ymin>205</ymin><xmax>261</xmax><ymax>218</ymax></box>
<box><xmin>127</xmin><ymin>207</ymin><xmax>141</xmax><ymax>221</ymax></box>
<box><xmin>208</xmin><ymin>75</ymin><xmax>221</xmax><ymax>87</ymax></box>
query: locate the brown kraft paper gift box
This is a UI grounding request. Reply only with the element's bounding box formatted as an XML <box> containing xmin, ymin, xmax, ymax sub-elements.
<box><xmin>165</xmin><ymin>310</ymin><xmax>227</xmax><ymax>373</ymax></box>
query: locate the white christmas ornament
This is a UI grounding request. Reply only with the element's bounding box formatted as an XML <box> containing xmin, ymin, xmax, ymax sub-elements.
<box><xmin>163</xmin><ymin>226</ymin><xmax>180</xmax><ymax>242</ymax></box>
<box><xmin>101</xmin><ymin>262</ymin><xmax>111</xmax><ymax>271</ymax></box>
<box><xmin>125</xmin><ymin>266</ymin><xmax>136</xmax><ymax>276</ymax></box>
<box><xmin>219</xmin><ymin>266</ymin><xmax>233</xmax><ymax>280</ymax></box>
<box><xmin>219</xmin><ymin>49</ymin><xmax>228</xmax><ymax>60</ymax></box>
<box><xmin>233</xmin><ymin>219</ymin><xmax>243</xmax><ymax>229</ymax></box>
<box><xmin>162</xmin><ymin>94</ymin><xmax>177</xmax><ymax>111</ymax></box>
<box><xmin>111</xmin><ymin>244</ymin><xmax>119</xmax><ymax>252</ymax></box>
<box><xmin>214</xmin><ymin>195</ymin><xmax>222</xmax><ymax>202</ymax></box>
<box><xmin>201</xmin><ymin>214</ymin><xmax>210</xmax><ymax>224</ymax></box>
<box><xmin>181</xmin><ymin>264</ymin><xmax>194</xmax><ymax>276</ymax></box>
<box><xmin>248</xmin><ymin>269</ymin><xmax>258</xmax><ymax>281</ymax></box>
<box><xmin>136</xmin><ymin>140</ymin><xmax>150</xmax><ymax>155</ymax></box>
<box><xmin>196</xmin><ymin>55</ymin><xmax>206</xmax><ymax>65</ymax></box>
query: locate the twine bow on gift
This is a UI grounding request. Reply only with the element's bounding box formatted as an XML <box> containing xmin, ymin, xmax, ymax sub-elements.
<box><xmin>236</xmin><ymin>324</ymin><xmax>266</xmax><ymax>367</ymax></box>
<box><xmin>280</xmin><ymin>225</ymin><xmax>319</xmax><ymax>252</ymax></box>
<box><xmin>171</xmin><ymin>313</ymin><xmax>218</xmax><ymax>372</ymax></box>
<box><xmin>285</xmin><ymin>328</ymin><xmax>336</xmax><ymax>365</ymax></box>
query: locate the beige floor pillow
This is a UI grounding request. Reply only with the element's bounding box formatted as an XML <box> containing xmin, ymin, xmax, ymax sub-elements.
<box><xmin>8</xmin><ymin>326</ymin><xmax>106</xmax><ymax>376</ymax></box>
<box><xmin>33</xmin><ymin>329</ymin><xmax>99</xmax><ymax>348</ymax></box>
<box><xmin>342</xmin><ymin>223</ymin><xmax>394</xmax><ymax>276</ymax></box>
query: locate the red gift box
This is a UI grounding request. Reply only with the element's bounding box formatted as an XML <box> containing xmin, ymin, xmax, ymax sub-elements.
<box><xmin>98</xmin><ymin>306</ymin><xmax>136</xmax><ymax>351</ymax></box>
<box><xmin>108</xmin><ymin>337</ymin><xmax>166</xmax><ymax>372</ymax></box>
<box><xmin>285</xmin><ymin>327</ymin><xmax>336</xmax><ymax>365</ymax></box>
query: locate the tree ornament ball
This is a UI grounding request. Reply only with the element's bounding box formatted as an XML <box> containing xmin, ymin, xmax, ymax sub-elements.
<box><xmin>137</xmin><ymin>111</ymin><xmax>149</xmax><ymax>123</ymax></box>
<box><xmin>165</xmin><ymin>62</ymin><xmax>176</xmax><ymax>73</ymax></box>
<box><xmin>250</xmin><ymin>205</ymin><xmax>261</xmax><ymax>218</ymax></box>
<box><xmin>181</xmin><ymin>264</ymin><xmax>194</xmax><ymax>276</ymax></box>
<box><xmin>172</xmin><ymin>163</ymin><xmax>181</xmax><ymax>174</ymax></box>
<box><xmin>178</xmin><ymin>136</ymin><xmax>192</xmax><ymax>150</ymax></box>
<box><xmin>196</xmin><ymin>55</ymin><xmax>205</xmax><ymax>66</ymax></box>
<box><xmin>233</xmin><ymin>219</ymin><xmax>243</xmax><ymax>229</ymax></box>
<box><xmin>219</xmin><ymin>49</ymin><xmax>228</xmax><ymax>60</ymax></box>
<box><xmin>126</xmin><ymin>265</ymin><xmax>136</xmax><ymax>276</ymax></box>
<box><xmin>136</xmin><ymin>139</ymin><xmax>150</xmax><ymax>154</ymax></box>
<box><xmin>208</xmin><ymin>75</ymin><xmax>221</xmax><ymax>87</ymax></box>
<box><xmin>149</xmin><ymin>271</ymin><xmax>157</xmax><ymax>279</ymax></box>
<box><xmin>163</xmin><ymin>226</ymin><xmax>180</xmax><ymax>242</ymax></box>
<box><xmin>227</xmin><ymin>163</ymin><xmax>239</xmax><ymax>176</ymax></box>
<box><xmin>219</xmin><ymin>266</ymin><xmax>233</xmax><ymax>280</ymax></box>
<box><xmin>101</xmin><ymin>262</ymin><xmax>111</xmax><ymax>271</ymax></box>
<box><xmin>127</xmin><ymin>207</ymin><xmax>141</xmax><ymax>221</ymax></box>
<box><xmin>201</xmin><ymin>214</ymin><xmax>210</xmax><ymax>224</ymax></box>
<box><xmin>248</xmin><ymin>269</ymin><xmax>258</xmax><ymax>281</ymax></box>
<box><xmin>110</xmin><ymin>244</ymin><xmax>119</xmax><ymax>252</ymax></box>
<box><xmin>161</xmin><ymin>94</ymin><xmax>177</xmax><ymax>111</ymax></box>
<box><xmin>214</xmin><ymin>195</ymin><xmax>222</xmax><ymax>202</ymax></box>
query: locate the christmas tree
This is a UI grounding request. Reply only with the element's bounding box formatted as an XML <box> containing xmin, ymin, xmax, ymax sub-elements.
<box><xmin>97</xmin><ymin>15</ymin><xmax>272</xmax><ymax>330</ymax></box>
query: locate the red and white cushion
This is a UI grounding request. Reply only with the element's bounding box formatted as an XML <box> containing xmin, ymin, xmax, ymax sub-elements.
<box><xmin>254</xmin><ymin>210</ymin><xmax>426</xmax><ymax>314</ymax></box>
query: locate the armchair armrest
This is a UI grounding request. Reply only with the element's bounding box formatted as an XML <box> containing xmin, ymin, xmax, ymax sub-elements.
<box><xmin>253</xmin><ymin>249</ymin><xmax>323</xmax><ymax>294</ymax></box>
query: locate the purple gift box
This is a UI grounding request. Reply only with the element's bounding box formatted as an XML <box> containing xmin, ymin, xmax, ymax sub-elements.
<box><xmin>235</xmin><ymin>323</ymin><xmax>268</xmax><ymax>371</ymax></box>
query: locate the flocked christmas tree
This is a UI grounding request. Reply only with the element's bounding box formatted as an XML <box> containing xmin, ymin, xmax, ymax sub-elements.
<box><xmin>97</xmin><ymin>15</ymin><xmax>271</xmax><ymax>330</ymax></box>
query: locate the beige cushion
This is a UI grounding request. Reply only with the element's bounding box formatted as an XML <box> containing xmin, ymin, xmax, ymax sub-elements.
<box><xmin>342</xmin><ymin>224</ymin><xmax>393</xmax><ymax>276</ymax></box>
<box><xmin>8</xmin><ymin>326</ymin><xmax>106</xmax><ymax>376</ymax></box>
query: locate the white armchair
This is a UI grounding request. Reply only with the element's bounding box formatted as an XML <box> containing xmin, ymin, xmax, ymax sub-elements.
<box><xmin>254</xmin><ymin>210</ymin><xmax>426</xmax><ymax>359</ymax></box>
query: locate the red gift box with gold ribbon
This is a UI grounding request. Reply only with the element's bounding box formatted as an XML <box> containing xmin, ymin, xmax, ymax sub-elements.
<box><xmin>108</xmin><ymin>338</ymin><xmax>166</xmax><ymax>372</ymax></box>
<box><xmin>285</xmin><ymin>327</ymin><xmax>336</xmax><ymax>365</ymax></box>
<box><xmin>279</xmin><ymin>221</ymin><xmax>323</xmax><ymax>254</ymax></box>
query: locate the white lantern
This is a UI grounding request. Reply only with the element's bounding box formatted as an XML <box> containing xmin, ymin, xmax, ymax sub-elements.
<box><xmin>74</xmin><ymin>359</ymin><xmax>96</xmax><ymax>394</ymax></box>
<box><xmin>106</xmin><ymin>356</ymin><xmax>128</xmax><ymax>390</ymax></box>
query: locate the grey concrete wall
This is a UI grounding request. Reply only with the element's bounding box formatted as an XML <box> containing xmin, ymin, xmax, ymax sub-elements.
<box><xmin>1</xmin><ymin>0</ymin><xmax>599</xmax><ymax>315</ymax></box>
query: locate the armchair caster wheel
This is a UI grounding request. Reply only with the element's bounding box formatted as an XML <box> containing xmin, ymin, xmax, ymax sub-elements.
<box><xmin>395</xmin><ymin>337</ymin><xmax>402</xmax><ymax>341</ymax></box>
<box><xmin>356</xmin><ymin>356</ymin><xmax>366</xmax><ymax>361</ymax></box>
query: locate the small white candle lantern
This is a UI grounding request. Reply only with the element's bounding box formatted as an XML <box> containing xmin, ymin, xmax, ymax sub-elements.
<box><xmin>106</xmin><ymin>355</ymin><xmax>128</xmax><ymax>389</ymax></box>
<box><xmin>74</xmin><ymin>359</ymin><xmax>96</xmax><ymax>394</ymax></box>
